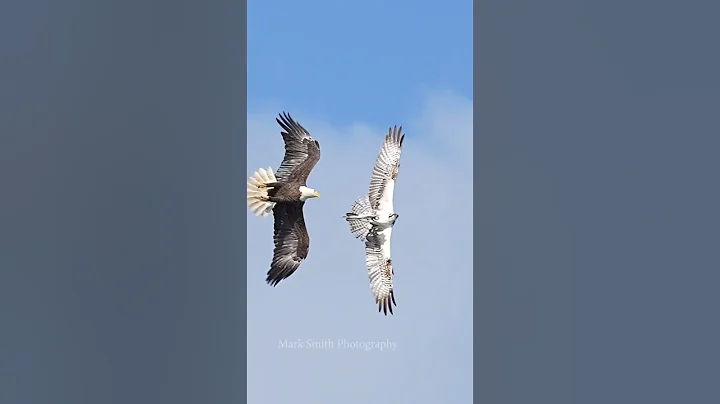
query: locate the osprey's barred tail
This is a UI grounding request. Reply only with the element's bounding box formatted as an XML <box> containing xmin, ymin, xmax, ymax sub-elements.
<box><xmin>247</xmin><ymin>166</ymin><xmax>277</xmax><ymax>218</ymax></box>
<box><xmin>344</xmin><ymin>195</ymin><xmax>374</xmax><ymax>241</ymax></box>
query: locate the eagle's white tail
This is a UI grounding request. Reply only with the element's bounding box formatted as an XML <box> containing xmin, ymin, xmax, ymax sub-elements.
<box><xmin>344</xmin><ymin>195</ymin><xmax>374</xmax><ymax>241</ymax></box>
<box><xmin>247</xmin><ymin>166</ymin><xmax>277</xmax><ymax>218</ymax></box>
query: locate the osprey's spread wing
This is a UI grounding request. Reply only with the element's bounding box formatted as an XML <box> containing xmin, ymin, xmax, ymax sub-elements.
<box><xmin>267</xmin><ymin>202</ymin><xmax>309</xmax><ymax>286</ymax></box>
<box><xmin>275</xmin><ymin>112</ymin><xmax>321</xmax><ymax>185</ymax></box>
<box><xmin>368</xmin><ymin>126</ymin><xmax>404</xmax><ymax>211</ymax></box>
<box><xmin>364</xmin><ymin>229</ymin><xmax>396</xmax><ymax>315</ymax></box>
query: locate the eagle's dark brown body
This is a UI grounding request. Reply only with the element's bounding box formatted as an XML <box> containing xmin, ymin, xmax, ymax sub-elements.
<box><xmin>265</xmin><ymin>182</ymin><xmax>302</xmax><ymax>203</ymax></box>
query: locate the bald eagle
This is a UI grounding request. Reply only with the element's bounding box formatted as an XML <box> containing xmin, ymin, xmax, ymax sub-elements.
<box><xmin>344</xmin><ymin>126</ymin><xmax>405</xmax><ymax>315</ymax></box>
<box><xmin>247</xmin><ymin>112</ymin><xmax>321</xmax><ymax>287</ymax></box>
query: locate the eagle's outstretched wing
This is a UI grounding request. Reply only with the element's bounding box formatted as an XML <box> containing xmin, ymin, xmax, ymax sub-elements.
<box><xmin>275</xmin><ymin>112</ymin><xmax>321</xmax><ymax>185</ymax></box>
<box><xmin>364</xmin><ymin>229</ymin><xmax>396</xmax><ymax>315</ymax></box>
<box><xmin>368</xmin><ymin>126</ymin><xmax>404</xmax><ymax>211</ymax></box>
<box><xmin>267</xmin><ymin>202</ymin><xmax>309</xmax><ymax>286</ymax></box>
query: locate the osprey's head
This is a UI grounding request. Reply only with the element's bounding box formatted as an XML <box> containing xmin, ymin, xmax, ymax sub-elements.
<box><xmin>389</xmin><ymin>213</ymin><xmax>399</xmax><ymax>224</ymax></box>
<box><xmin>299</xmin><ymin>185</ymin><xmax>321</xmax><ymax>201</ymax></box>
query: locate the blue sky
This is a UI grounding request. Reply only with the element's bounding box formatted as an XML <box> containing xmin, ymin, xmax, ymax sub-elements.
<box><xmin>247</xmin><ymin>0</ymin><xmax>473</xmax><ymax>403</ymax></box>
<box><xmin>248</xmin><ymin>0</ymin><xmax>472</xmax><ymax>125</ymax></box>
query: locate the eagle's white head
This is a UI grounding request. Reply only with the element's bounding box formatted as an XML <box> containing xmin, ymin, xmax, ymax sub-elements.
<box><xmin>299</xmin><ymin>185</ymin><xmax>321</xmax><ymax>202</ymax></box>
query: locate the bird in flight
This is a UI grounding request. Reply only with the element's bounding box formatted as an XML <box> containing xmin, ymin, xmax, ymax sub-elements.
<box><xmin>247</xmin><ymin>112</ymin><xmax>322</xmax><ymax>287</ymax></box>
<box><xmin>344</xmin><ymin>126</ymin><xmax>405</xmax><ymax>315</ymax></box>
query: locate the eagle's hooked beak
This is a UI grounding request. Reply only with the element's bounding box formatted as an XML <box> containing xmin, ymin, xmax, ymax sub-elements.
<box><xmin>314</xmin><ymin>191</ymin><xmax>321</xmax><ymax>198</ymax></box>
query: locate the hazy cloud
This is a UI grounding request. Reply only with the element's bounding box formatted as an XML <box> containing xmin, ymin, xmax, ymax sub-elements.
<box><xmin>246</xmin><ymin>91</ymin><xmax>473</xmax><ymax>403</ymax></box>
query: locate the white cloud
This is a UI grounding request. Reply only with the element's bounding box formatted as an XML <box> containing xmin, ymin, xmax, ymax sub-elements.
<box><xmin>246</xmin><ymin>91</ymin><xmax>473</xmax><ymax>403</ymax></box>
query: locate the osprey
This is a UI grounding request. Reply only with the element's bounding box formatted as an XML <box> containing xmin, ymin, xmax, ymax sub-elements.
<box><xmin>247</xmin><ymin>112</ymin><xmax>321</xmax><ymax>287</ymax></box>
<box><xmin>344</xmin><ymin>126</ymin><xmax>405</xmax><ymax>315</ymax></box>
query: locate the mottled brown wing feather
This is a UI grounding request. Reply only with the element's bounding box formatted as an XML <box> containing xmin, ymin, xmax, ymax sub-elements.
<box><xmin>275</xmin><ymin>112</ymin><xmax>321</xmax><ymax>185</ymax></box>
<box><xmin>266</xmin><ymin>202</ymin><xmax>310</xmax><ymax>286</ymax></box>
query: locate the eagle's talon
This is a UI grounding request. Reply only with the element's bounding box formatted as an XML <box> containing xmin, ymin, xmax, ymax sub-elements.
<box><xmin>260</xmin><ymin>195</ymin><xmax>270</xmax><ymax>201</ymax></box>
<box><xmin>257</xmin><ymin>183</ymin><xmax>268</xmax><ymax>189</ymax></box>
